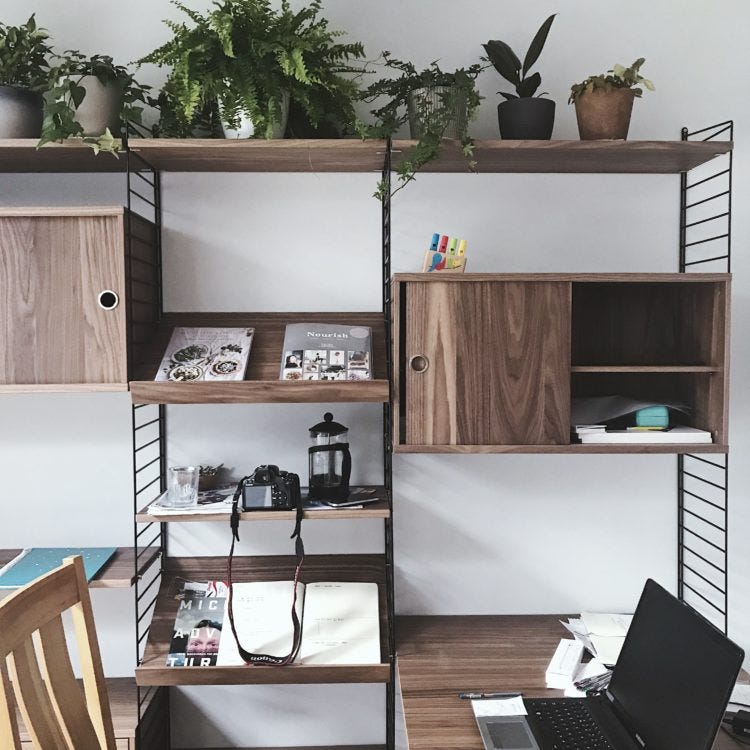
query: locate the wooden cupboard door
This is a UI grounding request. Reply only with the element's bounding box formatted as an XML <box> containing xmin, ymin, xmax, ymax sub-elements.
<box><xmin>0</xmin><ymin>214</ymin><xmax>127</xmax><ymax>385</ymax></box>
<box><xmin>403</xmin><ymin>281</ymin><xmax>570</xmax><ymax>446</ymax></box>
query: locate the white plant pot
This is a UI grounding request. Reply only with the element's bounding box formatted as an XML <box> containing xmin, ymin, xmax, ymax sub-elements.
<box><xmin>221</xmin><ymin>92</ymin><xmax>290</xmax><ymax>139</ymax></box>
<box><xmin>73</xmin><ymin>76</ymin><xmax>123</xmax><ymax>136</ymax></box>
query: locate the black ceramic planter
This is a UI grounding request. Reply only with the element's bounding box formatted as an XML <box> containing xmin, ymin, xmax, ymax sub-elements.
<box><xmin>0</xmin><ymin>85</ymin><xmax>43</xmax><ymax>138</ymax></box>
<box><xmin>497</xmin><ymin>97</ymin><xmax>555</xmax><ymax>140</ymax></box>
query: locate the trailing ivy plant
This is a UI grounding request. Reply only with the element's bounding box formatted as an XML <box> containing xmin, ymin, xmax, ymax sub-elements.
<box><xmin>40</xmin><ymin>52</ymin><xmax>151</xmax><ymax>152</ymax></box>
<box><xmin>0</xmin><ymin>14</ymin><xmax>52</xmax><ymax>90</ymax></box>
<box><xmin>482</xmin><ymin>14</ymin><xmax>555</xmax><ymax>99</ymax></box>
<box><xmin>357</xmin><ymin>53</ymin><xmax>483</xmax><ymax>198</ymax></box>
<box><xmin>569</xmin><ymin>58</ymin><xmax>654</xmax><ymax>103</ymax></box>
<box><xmin>141</xmin><ymin>0</ymin><xmax>367</xmax><ymax>139</ymax></box>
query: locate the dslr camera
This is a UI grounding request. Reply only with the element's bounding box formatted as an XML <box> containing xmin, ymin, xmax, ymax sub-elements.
<box><xmin>242</xmin><ymin>465</ymin><xmax>301</xmax><ymax>510</ymax></box>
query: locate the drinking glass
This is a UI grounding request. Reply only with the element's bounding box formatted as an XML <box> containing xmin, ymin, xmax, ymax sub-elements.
<box><xmin>166</xmin><ymin>466</ymin><xmax>199</xmax><ymax>507</ymax></box>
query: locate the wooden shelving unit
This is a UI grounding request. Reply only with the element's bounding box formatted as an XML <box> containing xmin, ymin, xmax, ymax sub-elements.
<box><xmin>0</xmin><ymin>547</ymin><xmax>160</xmax><ymax>588</ymax></box>
<box><xmin>129</xmin><ymin>311</ymin><xmax>388</xmax><ymax>404</ymax></box>
<box><xmin>135</xmin><ymin>555</ymin><xmax>390</xmax><ymax>687</ymax></box>
<box><xmin>0</xmin><ymin>139</ymin><xmax>126</xmax><ymax>173</ymax></box>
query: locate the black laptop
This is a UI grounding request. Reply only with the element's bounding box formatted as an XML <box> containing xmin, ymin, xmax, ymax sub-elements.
<box><xmin>476</xmin><ymin>579</ymin><xmax>744</xmax><ymax>750</ymax></box>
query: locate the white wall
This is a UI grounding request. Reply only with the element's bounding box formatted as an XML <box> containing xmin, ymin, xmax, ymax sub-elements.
<box><xmin>1</xmin><ymin>1</ymin><xmax>748</xmax><ymax>747</ymax></box>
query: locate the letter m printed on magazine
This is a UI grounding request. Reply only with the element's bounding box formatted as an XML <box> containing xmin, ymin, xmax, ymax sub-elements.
<box><xmin>166</xmin><ymin>580</ymin><xmax>228</xmax><ymax>667</ymax></box>
<box><xmin>280</xmin><ymin>323</ymin><xmax>372</xmax><ymax>382</ymax></box>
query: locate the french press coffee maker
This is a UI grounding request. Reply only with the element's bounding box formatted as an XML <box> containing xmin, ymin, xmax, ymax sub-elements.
<box><xmin>308</xmin><ymin>412</ymin><xmax>351</xmax><ymax>503</ymax></box>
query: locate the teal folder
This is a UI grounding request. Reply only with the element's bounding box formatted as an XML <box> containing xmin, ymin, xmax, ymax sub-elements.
<box><xmin>0</xmin><ymin>547</ymin><xmax>118</xmax><ymax>588</ymax></box>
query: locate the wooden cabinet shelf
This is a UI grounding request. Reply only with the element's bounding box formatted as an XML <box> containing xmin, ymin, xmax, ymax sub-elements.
<box><xmin>0</xmin><ymin>547</ymin><xmax>160</xmax><ymax>588</ymax></box>
<box><xmin>0</xmin><ymin>138</ymin><xmax>731</xmax><ymax>175</ymax></box>
<box><xmin>394</xmin><ymin>273</ymin><xmax>730</xmax><ymax>453</ymax></box>
<box><xmin>135</xmin><ymin>555</ymin><xmax>391</xmax><ymax>687</ymax></box>
<box><xmin>130</xmin><ymin>311</ymin><xmax>388</xmax><ymax>404</ymax></box>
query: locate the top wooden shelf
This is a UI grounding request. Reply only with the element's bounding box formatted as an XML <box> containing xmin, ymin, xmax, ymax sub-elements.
<box><xmin>0</xmin><ymin>138</ymin><xmax>731</xmax><ymax>174</ymax></box>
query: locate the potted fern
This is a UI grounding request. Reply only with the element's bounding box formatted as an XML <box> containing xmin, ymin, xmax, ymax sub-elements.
<box><xmin>569</xmin><ymin>58</ymin><xmax>654</xmax><ymax>140</ymax></box>
<box><xmin>0</xmin><ymin>15</ymin><xmax>51</xmax><ymax>138</ymax></box>
<box><xmin>483</xmin><ymin>14</ymin><xmax>556</xmax><ymax>139</ymax></box>
<box><xmin>358</xmin><ymin>54</ymin><xmax>483</xmax><ymax>196</ymax></box>
<box><xmin>142</xmin><ymin>0</ymin><xmax>366</xmax><ymax>139</ymax></box>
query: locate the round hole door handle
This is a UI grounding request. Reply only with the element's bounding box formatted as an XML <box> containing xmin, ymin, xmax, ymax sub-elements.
<box><xmin>409</xmin><ymin>355</ymin><xmax>429</xmax><ymax>373</ymax></box>
<box><xmin>97</xmin><ymin>290</ymin><xmax>119</xmax><ymax>310</ymax></box>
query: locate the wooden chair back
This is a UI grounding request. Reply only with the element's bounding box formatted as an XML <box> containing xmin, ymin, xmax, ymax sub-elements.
<box><xmin>0</xmin><ymin>555</ymin><xmax>116</xmax><ymax>749</ymax></box>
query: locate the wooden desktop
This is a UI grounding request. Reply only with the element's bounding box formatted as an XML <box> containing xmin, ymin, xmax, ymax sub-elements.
<box><xmin>396</xmin><ymin>615</ymin><xmax>743</xmax><ymax>749</ymax></box>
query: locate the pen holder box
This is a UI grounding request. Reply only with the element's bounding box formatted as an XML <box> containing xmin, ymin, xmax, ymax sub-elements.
<box><xmin>421</xmin><ymin>250</ymin><xmax>467</xmax><ymax>273</ymax></box>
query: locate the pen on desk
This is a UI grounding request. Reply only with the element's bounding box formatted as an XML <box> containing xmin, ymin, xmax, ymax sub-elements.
<box><xmin>458</xmin><ymin>691</ymin><xmax>523</xmax><ymax>700</ymax></box>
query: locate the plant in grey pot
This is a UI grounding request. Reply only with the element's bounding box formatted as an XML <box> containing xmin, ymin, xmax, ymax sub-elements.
<box><xmin>0</xmin><ymin>15</ymin><xmax>52</xmax><ymax>138</ymax></box>
<box><xmin>483</xmin><ymin>14</ymin><xmax>556</xmax><ymax>140</ymax></box>
<box><xmin>358</xmin><ymin>54</ymin><xmax>483</xmax><ymax>196</ymax></box>
<box><xmin>569</xmin><ymin>58</ymin><xmax>654</xmax><ymax>140</ymax></box>
<box><xmin>40</xmin><ymin>52</ymin><xmax>150</xmax><ymax>151</ymax></box>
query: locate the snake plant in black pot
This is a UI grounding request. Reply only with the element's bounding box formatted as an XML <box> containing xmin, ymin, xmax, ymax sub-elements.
<box><xmin>483</xmin><ymin>14</ymin><xmax>556</xmax><ymax>139</ymax></box>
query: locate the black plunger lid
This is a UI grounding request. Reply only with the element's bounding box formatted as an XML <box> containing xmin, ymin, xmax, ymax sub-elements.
<box><xmin>309</xmin><ymin>412</ymin><xmax>348</xmax><ymax>436</ymax></box>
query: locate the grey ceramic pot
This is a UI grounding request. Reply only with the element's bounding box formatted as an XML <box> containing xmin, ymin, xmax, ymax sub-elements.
<box><xmin>74</xmin><ymin>76</ymin><xmax>123</xmax><ymax>136</ymax></box>
<box><xmin>497</xmin><ymin>97</ymin><xmax>555</xmax><ymax>140</ymax></box>
<box><xmin>0</xmin><ymin>85</ymin><xmax>44</xmax><ymax>138</ymax></box>
<box><xmin>407</xmin><ymin>86</ymin><xmax>468</xmax><ymax>140</ymax></box>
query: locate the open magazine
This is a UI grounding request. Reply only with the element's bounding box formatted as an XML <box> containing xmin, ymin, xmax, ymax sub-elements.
<box><xmin>280</xmin><ymin>323</ymin><xmax>372</xmax><ymax>382</ymax></box>
<box><xmin>166</xmin><ymin>579</ymin><xmax>380</xmax><ymax>667</ymax></box>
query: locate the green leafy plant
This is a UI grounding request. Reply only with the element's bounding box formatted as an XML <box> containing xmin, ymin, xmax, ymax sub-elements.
<box><xmin>358</xmin><ymin>53</ymin><xmax>483</xmax><ymax>197</ymax></box>
<box><xmin>569</xmin><ymin>58</ymin><xmax>654</xmax><ymax>103</ymax></box>
<box><xmin>40</xmin><ymin>52</ymin><xmax>150</xmax><ymax>151</ymax></box>
<box><xmin>0</xmin><ymin>14</ymin><xmax>51</xmax><ymax>90</ymax></box>
<box><xmin>141</xmin><ymin>0</ymin><xmax>367</xmax><ymax>139</ymax></box>
<box><xmin>482</xmin><ymin>14</ymin><xmax>555</xmax><ymax>99</ymax></box>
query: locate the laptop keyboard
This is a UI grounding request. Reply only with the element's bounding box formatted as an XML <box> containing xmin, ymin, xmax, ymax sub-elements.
<box><xmin>527</xmin><ymin>699</ymin><xmax>615</xmax><ymax>750</ymax></box>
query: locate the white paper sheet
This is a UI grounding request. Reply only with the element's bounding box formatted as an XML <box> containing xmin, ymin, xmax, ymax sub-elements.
<box><xmin>580</xmin><ymin>612</ymin><xmax>633</xmax><ymax>637</ymax></box>
<box><xmin>472</xmin><ymin>697</ymin><xmax>527</xmax><ymax>717</ymax></box>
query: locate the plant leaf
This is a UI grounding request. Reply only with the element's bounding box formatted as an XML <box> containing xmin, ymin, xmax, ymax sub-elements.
<box><xmin>522</xmin><ymin>14</ymin><xmax>555</xmax><ymax>77</ymax></box>
<box><xmin>517</xmin><ymin>71</ymin><xmax>541</xmax><ymax>97</ymax></box>
<box><xmin>482</xmin><ymin>40</ymin><xmax>521</xmax><ymax>86</ymax></box>
<box><xmin>500</xmin><ymin>91</ymin><xmax>518</xmax><ymax>100</ymax></box>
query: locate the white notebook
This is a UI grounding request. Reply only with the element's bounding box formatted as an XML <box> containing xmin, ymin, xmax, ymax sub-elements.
<box><xmin>578</xmin><ymin>425</ymin><xmax>712</xmax><ymax>444</ymax></box>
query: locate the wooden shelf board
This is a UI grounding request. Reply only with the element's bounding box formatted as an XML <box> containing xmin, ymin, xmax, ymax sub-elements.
<box><xmin>392</xmin><ymin>139</ymin><xmax>732</xmax><ymax>174</ymax></box>
<box><xmin>0</xmin><ymin>547</ymin><xmax>160</xmax><ymax>588</ymax></box>
<box><xmin>0</xmin><ymin>139</ymin><xmax>126</xmax><ymax>173</ymax></box>
<box><xmin>0</xmin><ymin>383</ymin><xmax>128</xmax><ymax>394</ymax></box>
<box><xmin>136</xmin><ymin>491</ymin><xmax>390</xmax><ymax>523</ymax></box>
<box><xmin>129</xmin><ymin>311</ymin><xmax>388</xmax><ymax>404</ymax></box>
<box><xmin>395</xmin><ymin>443</ymin><xmax>728</xmax><ymax>455</ymax></box>
<box><xmin>393</xmin><ymin>272</ymin><xmax>731</xmax><ymax>283</ymax></box>
<box><xmin>571</xmin><ymin>365</ymin><xmax>721</xmax><ymax>373</ymax></box>
<box><xmin>129</xmin><ymin>138</ymin><xmax>388</xmax><ymax>172</ymax></box>
<box><xmin>135</xmin><ymin>554</ymin><xmax>391</xmax><ymax>687</ymax></box>
<box><xmin>173</xmin><ymin>746</ymin><xmax>385</xmax><ymax>750</ymax></box>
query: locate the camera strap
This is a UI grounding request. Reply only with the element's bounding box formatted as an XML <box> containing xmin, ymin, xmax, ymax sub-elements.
<box><xmin>226</xmin><ymin>477</ymin><xmax>306</xmax><ymax>666</ymax></box>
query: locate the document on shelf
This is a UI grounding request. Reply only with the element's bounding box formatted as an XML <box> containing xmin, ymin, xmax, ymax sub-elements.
<box><xmin>215</xmin><ymin>580</ymin><xmax>380</xmax><ymax>666</ymax></box>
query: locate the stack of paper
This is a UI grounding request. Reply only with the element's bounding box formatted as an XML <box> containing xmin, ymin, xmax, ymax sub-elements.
<box><xmin>561</xmin><ymin>612</ymin><xmax>633</xmax><ymax>667</ymax></box>
<box><xmin>545</xmin><ymin>639</ymin><xmax>610</xmax><ymax>695</ymax></box>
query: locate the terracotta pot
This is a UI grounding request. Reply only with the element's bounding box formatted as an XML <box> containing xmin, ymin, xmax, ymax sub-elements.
<box><xmin>497</xmin><ymin>97</ymin><xmax>555</xmax><ymax>140</ymax></box>
<box><xmin>0</xmin><ymin>85</ymin><xmax>44</xmax><ymax>138</ymax></box>
<box><xmin>574</xmin><ymin>88</ymin><xmax>636</xmax><ymax>140</ymax></box>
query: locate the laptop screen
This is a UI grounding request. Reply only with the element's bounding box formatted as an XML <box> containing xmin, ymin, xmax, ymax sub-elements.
<box><xmin>608</xmin><ymin>579</ymin><xmax>744</xmax><ymax>750</ymax></box>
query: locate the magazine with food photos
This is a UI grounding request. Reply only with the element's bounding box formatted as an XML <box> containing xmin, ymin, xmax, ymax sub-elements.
<box><xmin>279</xmin><ymin>323</ymin><xmax>372</xmax><ymax>382</ymax></box>
<box><xmin>155</xmin><ymin>327</ymin><xmax>254</xmax><ymax>382</ymax></box>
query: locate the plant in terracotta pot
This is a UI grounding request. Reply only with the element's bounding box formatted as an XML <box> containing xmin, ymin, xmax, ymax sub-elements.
<box><xmin>142</xmin><ymin>0</ymin><xmax>366</xmax><ymax>140</ymax></box>
<box><xmin>40</xmin><ymin>52</ymin><xmax>150</xmax><ymax>151</ymax></box>
<box><xmin>358</xmin><ymin>53</ymin><xmax>483</xmax><ymax>197</ymax></box>
<box><xmin>0</xmin><ymin>15</ymin><xmax>52</xmax><ymax>138</ymax></box>
<box><xmin>569</xmin><ymin>58</ymin><xmax>654</xmax><ymax>140</ymax></box>
<box><xmin>482</xmin><ymin>14</ymin><xmax>556</xmax><ymax>140</ymax></box>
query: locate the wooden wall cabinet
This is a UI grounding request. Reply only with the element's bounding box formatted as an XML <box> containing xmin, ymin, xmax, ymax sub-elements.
<box><xmin>0</xmin><ymin>207</ymin><xmax>157</xmax><ymax>392</ymax></box>
<box><xmin>393</xmin><ymin>273</ymin><xmax>730</xmax><ymax>453</ymax></box>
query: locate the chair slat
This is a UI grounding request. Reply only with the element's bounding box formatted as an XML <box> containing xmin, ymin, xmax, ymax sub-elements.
<box><xmin>9</xmin><ymin>637</ymin><xmax>71</xmax><ymax>749</ymax></box>
<box><xmin>0</xmin><ymin>660</ymin><xmax>21</xmax><ymax>750</ymax></box>
<box><xmin>38</xmin><ymin>615</ymin><xmax>101</xmax><ymax>748</ymax></box>
<box><xmin>67</xmin><ymin>556</ymin><xmax>116</xmax><ymax>750</ymax></box>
